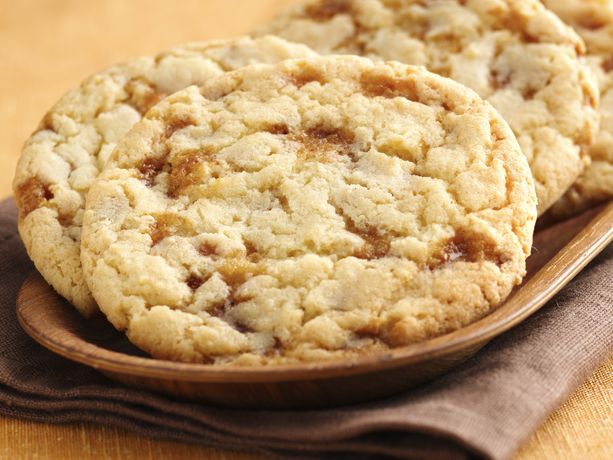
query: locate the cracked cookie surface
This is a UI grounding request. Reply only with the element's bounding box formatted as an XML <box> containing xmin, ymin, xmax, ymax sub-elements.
<box><xmin>542</xmin><ymin>0</ymin><xmax>613</xmax><ymax>218</ymax></box>
<box><xmin>257</xmin><ymin>0</ymin><xmax>600</xmax><ymax>215</ymax></box>
<box><xmin>12</xmin><ymin>36</ymin><xmax>317</xmax><ymax>316</ymax></box>
<box><xmin>81</xmin><ymin>56</ymin><xmax>537</xmax><ymax>365</ymax></box>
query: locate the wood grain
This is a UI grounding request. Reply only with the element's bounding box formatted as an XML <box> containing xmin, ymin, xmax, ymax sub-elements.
<box><xmin>0</xmin><ymin>0</ymin><xmax>611</xmax><ymax>458</ymax></box>
<box><xmin>0</xmin><ymin>417</ymin><xmax>262</xmax><ymax>460</ymax></box>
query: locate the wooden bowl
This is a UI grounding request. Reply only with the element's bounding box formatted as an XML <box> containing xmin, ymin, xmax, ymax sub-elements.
<box><xmin>17</xmin><ymin>203</ymin><xmax>613</xmax><ymax>409</ymax></box>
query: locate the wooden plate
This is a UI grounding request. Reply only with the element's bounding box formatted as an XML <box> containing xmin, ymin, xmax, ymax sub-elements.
<box><xmin>17</xmin><ymin>203</ymin><xmax>613</xmax><ymax>409</ymax></box>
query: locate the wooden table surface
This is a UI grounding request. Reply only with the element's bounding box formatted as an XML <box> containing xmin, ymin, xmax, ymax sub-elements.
<box><xmin>1</xmin><ymin>1</ymin><xmax>611</xmax><ymax>459</ymax></box>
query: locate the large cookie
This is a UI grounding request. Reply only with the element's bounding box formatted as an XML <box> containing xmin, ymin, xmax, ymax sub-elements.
<box><xmin>542</xmin><ymin>0</ymin><xmax>613</xmax><ymax>218</ymax></box>
<box><xmin>12</xmin><ymin>36</ymin><xmax>317</xmax><ymax>316</ymax></box>
<box><xmin>257</xmin><ymin>0</ymin><xmax>600</xmax><ymax>215</ymax></box>
<box><xmin>81</xmin><ymin>56</ymin><xmax>537</xmax><ymax>365</ymax></box>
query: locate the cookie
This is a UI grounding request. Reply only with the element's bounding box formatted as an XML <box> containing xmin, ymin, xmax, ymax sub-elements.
<box><xmin>542</xmin><ymin>0</ymin><xmax>613</xmax><ymax>54</ymax></box>
<box><xmin>12</xmin><ymin>36</ymin><xmax>317</xmax><ymax>316</ymax></box>
<box><xmin>541</xmin><ymin>0</ymin><xmax>613</xmax><ymax>218</ymax></box>
<box><xmin>256</xmin><ymin>0</ymin><xmax>600</xmax><ymax>215</ymax></box>
<box><xmin>81</xmin><ymin>56</ymin><xmax>537</xmax><ymax>365</ymax></box>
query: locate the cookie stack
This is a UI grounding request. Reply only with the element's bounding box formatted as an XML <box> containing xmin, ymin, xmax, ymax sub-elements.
<box><xmin>12</xmin><ymin>0</ymin><xmax>610</xmax><ymax>366</ymax></box>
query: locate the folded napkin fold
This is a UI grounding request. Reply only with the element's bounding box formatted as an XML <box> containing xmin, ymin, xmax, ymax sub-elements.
<box><xmin>0</xmin><ymin>198</ymin><xmax>611</xmax><ymax>460</ymax></box>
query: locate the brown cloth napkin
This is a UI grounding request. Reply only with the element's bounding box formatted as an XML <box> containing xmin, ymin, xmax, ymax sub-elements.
<box><xmin>0</xmin><ymin>198</ymin><xmax>611</xmax><ymax>460</ymax></box>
